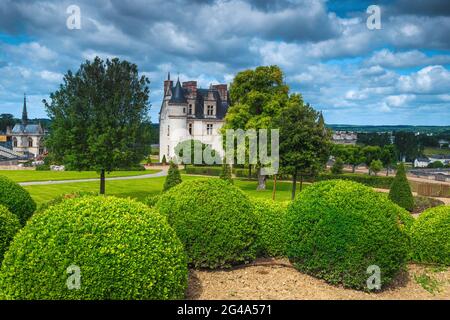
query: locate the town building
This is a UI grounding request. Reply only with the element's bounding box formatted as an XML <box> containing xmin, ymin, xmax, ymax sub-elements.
<box><xmin>6</xmin><ymin>94</ymin><xmax>45</xmax><ymax>158</ymax></box>
<box><xmin>332</xmin><ymin>131</ymin><xmax>358</xmax><ymax>145</ymax></box>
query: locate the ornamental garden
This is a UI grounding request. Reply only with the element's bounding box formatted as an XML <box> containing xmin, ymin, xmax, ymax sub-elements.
<box><xmin>0</xmin><ymin>61</ymin><xmax>448</xmax><ymax>299</ymax></box>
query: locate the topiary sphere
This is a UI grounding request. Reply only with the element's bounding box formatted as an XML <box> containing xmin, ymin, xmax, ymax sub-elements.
<box><xmin>0</xmin><ymin>196</ymin><xmax>188</xmax><ymax>300</ymax></box>
<box><xmin>285</xmin><ymin>180</ymin><xmax>410</xmax><ymax>291</ymax></box>
<box><xmin>155</xmin><ymin>179</ymin><xmax>258</xmax><ymax>269</ymax></box>
<box><xmin>0</xmin><ymin>205</ymin><xmax>21</xmax><ymax>263</ymax></box>
<box><xmin>0</xmin><ymin>176</ymin><xmax>36</xmax><ymax>225</ymax></box>
<box><xmin>409</xmin><ymin>205</ymin><xmax>450</xmax><ymax>265</ymax></box>
<box><xmin>251</xmin><ymin>198</ymin><xmax>288</xmax><ymax>257</ymax></box>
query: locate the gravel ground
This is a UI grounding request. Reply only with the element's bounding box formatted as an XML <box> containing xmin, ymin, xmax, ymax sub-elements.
<box><xmin>186</xmin><ymin>258</ymin><xmax>450</xmax><ymax>300</ymax></box>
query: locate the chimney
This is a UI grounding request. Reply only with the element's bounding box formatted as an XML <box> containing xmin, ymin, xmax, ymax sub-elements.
<box><xmin>182</xmin><ymin>81</ymin><xmax>197</xmax><ymax>98</ymax></box>
<box><xmin>212</xmin><ymin>84</ymin><xmax>228</xmax><ymax>102</ymax></box>
<box><xmin>164</xmin><ymin>72</ymin><xmax>173</xmax><ymax>97</ymax></box>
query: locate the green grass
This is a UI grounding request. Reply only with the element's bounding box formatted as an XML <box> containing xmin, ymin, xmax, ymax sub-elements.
<box><xmin>423</xmin><ymin>147</ymin><xmax>450</xmax><ymax>156</ymax></box>
<box><xmin>24</xmin><ymin>175</ymin><xmax>300</xmax><ymax>207</ymax></box>
<box><xmin>0</xmin><ymin>170</ymin><xmax>159</xmax><ymax>183</ymax></box>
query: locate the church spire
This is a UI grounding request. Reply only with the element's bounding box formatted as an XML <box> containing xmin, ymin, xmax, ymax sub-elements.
<box><xmin>22</xmin><ymin>93</ymin><xmax>28</xmax><ymax>126</ymax></box>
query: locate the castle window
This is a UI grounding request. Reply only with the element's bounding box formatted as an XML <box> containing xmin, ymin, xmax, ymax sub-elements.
<box><xmin>167</xmin><ymin>125</ymin><xmax>170</xmax><ymax>136</ymax></box>
<box><xmin>13</xmin><ymin>138</ymin><xmax>17</xmax><ymax>147</ymax></box>
<box><xmin>183</xmin><ymin>108</ymin><xmax>186</xmax><ymax>113</ymax></box>
<box><xmin>207</xmin><ymin>124</ymin><xmax>213</xmax><ymax>135</ymax></box>
<box><xmin>28</xmin><ymin>138</ymin><xmax>33</xmax><ymax>147</ymax></box>
<box><xmin>188</xmin><ymin>104</ymin><xmax>193</xmax><ymax>114</ymax></box>
<box><xmin>207</xmin><ymin>105</ymin><xmax>214</xmax><ymax>116</ymax></box>
<box><xmin>188</xmin><ymin>123</ymin><xmax>193</xmax><ymax>135</ymax></box>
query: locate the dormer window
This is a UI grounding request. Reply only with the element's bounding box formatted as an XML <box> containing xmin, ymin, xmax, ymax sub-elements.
<box><xmin>207</xmin><ymin>105</ymin><xmax>214</xmax><ymax>116</ymax></box>
<box><xmin>188</xmin><ymin>104</ymin><xmax>193</xmax><ymax>115</ymax></box>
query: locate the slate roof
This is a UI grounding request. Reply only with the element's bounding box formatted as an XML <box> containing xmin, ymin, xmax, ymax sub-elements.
<box><xmin>169</xmin><ymin>79</ymin><xmax>188</xmax><ymax>104</ymax></box>
<box><xmin>11</xmin><ymin>124</ymin><xmax>42</xmax><ymax>134</ymax></box>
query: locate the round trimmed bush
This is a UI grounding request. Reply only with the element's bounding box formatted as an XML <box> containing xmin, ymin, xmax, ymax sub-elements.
<box><xmin>35</xmin><ymin>191</ymin><xmax>98</xmax><ymax>215</ymax></box>
<box><xmin>0</xmin><ymin>176</ymin><xmax>36</xmax><ymax>225</ymax></box>
<box><xmin>155</xmin><ymin>179</ymin><xmax>258</xmax><ymax>269</ymax></box>
<box><xmin>252</xmin><ymin>198</ymin><xmax>288</xmax><ymax>257</ymax></box>
<box><xmin>0</xmin><ymin>205</ymin><xmax>21</xmax><ymax>263</ymax></box>
<box><xmin>409</xmin><ymin>205</ymin><xmax>450</xmax><ymax>265</ymax></box>
<box><xmin>0</xmin><ymin>196</ymin><xmax>188</xmax><ymax>300</ymax></box>
<box><xmin>285</xmin><ymin>180</ymin><xmax>410</xmax><ymax>291</ymax></box>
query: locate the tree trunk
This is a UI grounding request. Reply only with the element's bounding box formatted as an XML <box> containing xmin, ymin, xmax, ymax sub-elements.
<box><xmin>248</xmin><ymin>165</ymin><xmax>252</xmax><ymax>179</ymax></box>
<box><xmin>299</xmin><ymin>175</ymin><xmax>303</xmax><ymax>192</ymax></box>
<box><xmin>386</xmin><ymin>166</ymin><xmax>389</xmax><ymax>176</ymax></box>
<box><xmin>291</xmin><ymin>170</ymin><xmax>297</xmax><ymax>200</ymax></box>
<box><xmin>352</xmin><ymin>165</ymin><xmax>356</xmax><ymax>173</ymax></box>
<box><xmin>272</xmin><ymin>174</ymin><xmax>277</xmax><ymax>200</ymax></box>
<box><xmin>100</xmin><ymin>169</ymin><xmax>106</xmax><ymax>195</ymax></box>
<box><xmin>256</xmin><ymin>167</ymin><xmax>266</xmax><ymax>190</ymax></box>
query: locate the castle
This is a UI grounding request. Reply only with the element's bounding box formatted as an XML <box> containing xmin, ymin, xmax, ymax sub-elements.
<box><xmin>159</xmin><ymin>74</ymin><xmax>229</xmax><ymax>162</ymax></box>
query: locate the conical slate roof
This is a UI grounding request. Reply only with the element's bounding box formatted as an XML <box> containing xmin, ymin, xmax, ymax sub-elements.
<box><xmin>169</xmin><ymin>78</ymin><xmax>187</xmax><ymax>104</ymax></box>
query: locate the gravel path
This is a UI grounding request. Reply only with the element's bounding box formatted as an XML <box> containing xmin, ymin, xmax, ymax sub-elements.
<box><xmin>187</xmin><ymin>258</ymin><xmax>450</xmax><ymax>300</ymax></box>
<box><xmin>18</xmin><ymin>168</ymin><xmax>167</xmax><ymax>186</ymax></box>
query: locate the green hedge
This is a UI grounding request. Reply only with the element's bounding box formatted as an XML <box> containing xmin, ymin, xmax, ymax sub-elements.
<box><xmin>409</xmin><ymin>205</ymin><xmax>450</xmax><ymax>265</ymax></box>
<box><xmin>285</xmin><ymin>180</ymin><xmax>410</xmax><ymax>291</ymax></box>
<box><xmin>233</xmin><ymin>169</ymin><xmax>394</xmax><ymax>189</ymax></box>
<box><xmin>252</xmin><ymin>198</ymin><xmax>288</xmax><ymax>257</ymax></box>
<box><xmin>35</xmin><ymin>164</ymin><xmax>50</xmax><ymax>171</ymax></box>
<box><xmin>185</xmin><ymin>166</ymin><xmax>222</xmax><ymax>176</ymax></box>
<box><xmin>313</xmin><ymin>173</ymin><xmax>394</xmax><ymax>189</ymax></box>
<box><xmin>0</xmin><ymin>196</ymin><xmax>188</xmax><ymax>299</ymax></box>
<box><xmin>0</xmin><ymin>205</ymin><xmax>20</xmax><ymax>263</ymax></box>
<box><xmin>155</xmin><ymin>179</ymin><xmax>258</xmax><ymax>269</ymax></box>
<box><xmin>0</xmin><ymin>176</ymin><xmax>36</xmax><ymax>225</ymax></box>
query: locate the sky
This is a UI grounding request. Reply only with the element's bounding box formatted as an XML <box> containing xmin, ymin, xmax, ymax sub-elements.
<box><xmin>0</xmin><ymin>0</ymin><xmax>449</xmax><ymax>125</ymax></box>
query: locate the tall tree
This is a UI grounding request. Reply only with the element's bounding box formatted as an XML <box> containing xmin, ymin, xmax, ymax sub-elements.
<box><xmin>381</xmin><ymin>144</ymin><xmax>397</xmax><ymax>176</ymax></box>
<box><xmin>275</xmin><ymin>95</ymin><xmax>331</xmax><ymax>200</ymax></box>
<box><xmin>394</xmin><ymin>131</ymin><xmax>421</xmax><ymax>161</ymax></box>
<box><xmin>362</xmin><ymin>145</ymin><xmax>381</xmax><ymax>175</ymax></box>
<box><xmin>222</xmin><ymin>65</ymin><xmax>289</xmax><ymax>190</ymax></box>
<box><xmin>44</xmin><ymin>57</ymin><xmax>151</xmax><ymax>194</ymax></box>
<box><xmin>0</xmin><ymin>114</ymin><xmax>16</xmax><ymax>133</ymax></box>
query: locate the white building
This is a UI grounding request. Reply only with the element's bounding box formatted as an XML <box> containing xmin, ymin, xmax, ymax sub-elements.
<box><xmin>414</xmin><ymin>157</ymin><xmax>430</xmax><ymax>168</ymax></box>
<box><xmin>6</xmin><ymin>95</ymin><xmax>45</xmax><ymax>158</ymax></box>
<box><xmin>332</xmin><ymin>131</ymin><xmax>358</xmax><ymax>145</ymax></box>
<box><xmin>159</xmin><ymin>74</ymin><xmax>229</xmax><ymax>162</ymax></box>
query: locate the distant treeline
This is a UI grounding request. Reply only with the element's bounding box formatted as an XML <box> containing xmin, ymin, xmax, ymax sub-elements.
<box><xmin>328</xmin><ymin>124</ymin><xmax>450</xmax><ymax>134</ymax></box>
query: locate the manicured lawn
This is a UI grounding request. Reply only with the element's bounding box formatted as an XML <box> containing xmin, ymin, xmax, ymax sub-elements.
<box><xmin>423</xmin><ymin>147</ymin><xmax>450</xmax><ymax>156</ymax></box>
<box><xmin>25</xmin><ymin>175</ymin><xmax>299</xmax><ymax>207</ymax></box>
<box><xmin>0</xmin><ymin>169</ymin><xmax>159</xmax><ymax>183</ymax></box>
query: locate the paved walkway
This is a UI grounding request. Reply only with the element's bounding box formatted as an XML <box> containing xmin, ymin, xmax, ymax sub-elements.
<box><xmin>19</xmin><ymin>167</ymin><xmax>168</xmax><ymax>186</ymax></box>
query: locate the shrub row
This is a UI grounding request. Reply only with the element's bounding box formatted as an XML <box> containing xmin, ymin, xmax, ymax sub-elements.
<box><xmin>233</xmin><ymin>169</ymin><xmax>395</xmax><ymax>189</ymax></box>
<box><xmin>184</xmin><ymin>165</ymin><xmax>222</xmax><ymax>176</ymax></box>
